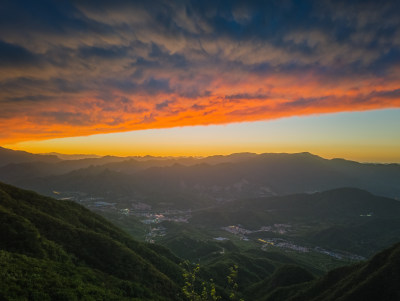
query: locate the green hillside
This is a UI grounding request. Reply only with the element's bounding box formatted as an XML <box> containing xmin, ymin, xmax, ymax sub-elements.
<box><xmin>0</xmin><ymin>182</ymin><xmax>183</xmax><ymax>300</ymax></box>
<box><xmin>259</xmin><ymin>242</ymin><xmax>400</xmax><ymax>301</ymax></box>
<box><xmin>2</xmin><ymin>180</ymin><xmax>400</xmax><ymax>300</ymax></box>
<box><xmin>188</xmin><ymin>188</ymin><xmax>400</xmax><ymax>257</ymax></box>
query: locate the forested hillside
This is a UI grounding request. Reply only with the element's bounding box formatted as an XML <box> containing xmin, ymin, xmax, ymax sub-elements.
<box><xmin>0</xmin><ymin>182</ymin><xmax>183</xmax><ymax>300</ymax></box>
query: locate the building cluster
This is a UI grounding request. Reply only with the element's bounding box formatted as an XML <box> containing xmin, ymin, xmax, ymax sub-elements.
<box><xmin>145</xmin><ymin>226</ymin><xmax>166</xmax><ymax>243</ymax></box>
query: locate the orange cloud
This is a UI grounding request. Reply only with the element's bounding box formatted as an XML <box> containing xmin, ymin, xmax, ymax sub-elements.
<box><xmin>1</xmin><ymin>71</ymin><xmax>399</xmax><ymax>145</ymax></box>
<box><xmin>1</xmin><ymin>1</ymin><xmax>400</xmax><ymax>145</ymax></box>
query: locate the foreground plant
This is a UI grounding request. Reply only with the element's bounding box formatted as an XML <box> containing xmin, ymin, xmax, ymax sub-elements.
<box><xmin>180</xmin><ymin>261</ymin><xmax>243</xmax><ymax>301</ymax></box>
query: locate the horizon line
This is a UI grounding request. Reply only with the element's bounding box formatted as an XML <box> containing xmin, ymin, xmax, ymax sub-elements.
<box><xmin>2</xmin><ymin>146</ymin><xmax>399</xmax><ymax>165</ymax></box>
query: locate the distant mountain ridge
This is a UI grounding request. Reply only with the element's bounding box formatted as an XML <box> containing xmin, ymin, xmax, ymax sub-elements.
<box><xmin>0</xmin><ymin>147</ymin><xmax>399</xmax><ymax>206</ymax></box>
<box><xmin>41</xmin><ymin>152</ymin><xmax>102</xmax><ymax>160</ymax></box>
<box><xmin>0</xmin><ymin>146</ymin><xmax>60</xmax><ymax>166</ymax></box>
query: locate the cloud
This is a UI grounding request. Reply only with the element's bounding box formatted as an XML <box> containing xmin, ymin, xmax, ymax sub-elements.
<box><xmin>0</xmin><ymin>0</ymin><xmax>399</xmax><ymax>144</ymax></box>
<box><xmin>0</xmin><ymin>40</ymin><xmax>41</xmax><ymax>67</ymax></box>
<box><xmin>155</xmin><ymin>100</ymin><xmax>174</xmax><ymax>111</ymax></box>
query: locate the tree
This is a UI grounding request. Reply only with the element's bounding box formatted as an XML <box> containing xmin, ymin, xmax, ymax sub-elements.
<box><xmin>180</xmin><ymin>261</ymin><xmax>243</xmax><ymax>301</ymax></box>
<box><xmin>226</xmin><ymin>265</ymin><xmax>243</xmax><ymax>301</ymax></box>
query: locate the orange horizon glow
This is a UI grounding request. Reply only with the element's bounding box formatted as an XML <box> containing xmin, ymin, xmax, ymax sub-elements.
<box><xmin>2</xmin><ymin>72</ymin><xmax>400</xmax><ymax>145</ymax></box>
<box><xmin>6</xmin><ymin>143</ymin><xmax>400</xmax><ymax>164</ymax></box>
<box><xmin>5</xmin><ymin>109</ymin><xmax>400</xmax><ymax>164</ymax></box>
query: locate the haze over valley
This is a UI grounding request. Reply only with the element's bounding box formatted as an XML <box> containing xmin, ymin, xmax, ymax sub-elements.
<box><xmin>1</xmin><ymin>146</ymin><xmax>400</xmax><ymax>300</ymax></box>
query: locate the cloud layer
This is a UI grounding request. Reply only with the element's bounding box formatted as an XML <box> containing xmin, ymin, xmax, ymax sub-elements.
<box><xmin>1</xmin><ymin>0</ymin><xmax>400</xmax><ymax>143</ymax></box>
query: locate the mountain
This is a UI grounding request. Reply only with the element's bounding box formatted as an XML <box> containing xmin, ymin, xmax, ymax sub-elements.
<box><xmin>135</xmin><ymin>152</ymin><xmax>400</xmax><ymax>200</ymax></box>
<box><xmin>1</xmin><ymin>149</ymin><xmax>399</xmax><ymax>206</ymax></box>
<box><xmin>231</xmin><ymin>188</ymin><xmax>400</xmax><ymax>222</ymax></box>
<box><xmin>0</xmin><ymin>146</ymin><xmax>60</xmax><ymax>167</ymax></box>
<box><xmin>260</xmin><ymin>241</ymin><xmax>400</xmax><ymax>301</ymax></box>
<box><xmin>41</xmin><ymin>152</ymin><xmax>102</xmax><ymax>160</ymax></box>
<box><xmin>187</xmin><ymin>188</ymin><xmax>400</xmax><ymax>257</ymax></box>
<box><xmin>0</xmin><ymin>181</ymin><xmax>183</xmax><ymax>300</ymax></box>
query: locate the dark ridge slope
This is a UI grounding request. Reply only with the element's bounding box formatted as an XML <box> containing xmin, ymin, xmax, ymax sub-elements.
<box><xmin>263</xmin><ymin>242</ymin><xmax>400</xmax><ymax>301</ymax></box>
<box><xmin>0</xmin><ymin>182</ymin><xmax>183</xmax><ymax>300</ymax></box>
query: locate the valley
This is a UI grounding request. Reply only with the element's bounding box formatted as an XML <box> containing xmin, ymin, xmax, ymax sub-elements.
<box><xmin>1</xmin><ymin>147</ymin><xmax>400</xmax><ymax>300</ymax></box>
<box><xmin>45</xmin><ymin>181</ymin><xmax>395</xmax><ymax>274</ymax></box>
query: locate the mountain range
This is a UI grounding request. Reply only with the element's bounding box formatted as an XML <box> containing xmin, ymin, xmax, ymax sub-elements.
<box><xmin>0</xmin><ymin>147</ymin><xmax>399</xmax><ymax>210</ymax></box>
<box><xmin>1</xmin><ymin>146</ymin><xmax>400</xmax><ymax>300</ymax></box>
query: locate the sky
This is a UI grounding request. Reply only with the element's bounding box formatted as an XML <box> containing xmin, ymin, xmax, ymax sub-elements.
<box><xmin>1</xmin><ymin>0</ymin><xmax>400</xmax><ymax>161</ymax></box>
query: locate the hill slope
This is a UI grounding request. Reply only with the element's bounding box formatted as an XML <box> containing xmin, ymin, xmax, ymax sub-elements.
<box><xmin>0</xmin><ymin>182</ymin><xmax>183</xmax><ymax>300</ymax></box>
<box><xmin>261</xmin><ymin>242</ymin><xmax>400</xmax><ymax>301</ymax></box>
<box><xmin>187</xmin><ymin>188</ymin><xmax>400</xmax><ymax>257</ymax></box>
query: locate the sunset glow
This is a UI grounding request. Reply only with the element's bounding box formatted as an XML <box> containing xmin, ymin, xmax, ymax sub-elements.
<box><xmin>1</xmin><ymin>1</ymin><xmax>400</xmax><ymax>161</ymax></box>
<box><xmin>5</xmin><ymin>109</ymin><xmax>400</xmax><ymax>163</ymax></box>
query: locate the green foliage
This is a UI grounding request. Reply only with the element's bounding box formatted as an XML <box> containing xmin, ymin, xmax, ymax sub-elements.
<box><xmin>0</xmin><ymin>182</ymin><xmax>183</xmax><ymax>300</ymax></box>
<box><xmin>188</xmin><ymin>187</ymin><xmax>400</xmax><ymax>257</ymax></box>
<box><xmin>246</xmin><ymin>265</ymin><xmax>315</xmax><ymax>300</ymax></box>
<box><xmin>2</xmin><ymin>179</ymin><xmax>400</xmax><ymax>301</ymax></box>
<box><xmin>181</xmin><ymin>261</ymin><xmax>246</xmax><ymax>301</ymax></box>
<box><xmin>181</xmin><ymin>261</ymin><xmax>202</xmax><ymax>301</ymax></box>
<box><xmin>261</xmin><ymin>242</ymin><xmax>400</xmax><ymax>301</ymax></box>
<box><xmin>200</xmin><ymin>252</ymin><xmax>276</xmax><ymax>289</ymax></box>
<box><xmin>161</xmin><ymin>232</ymin><xmax>222</xmax><ymax>261</ymax></box>
<box><xmin>226</xmin><ymin>265</ymin><xmax>243</xmax><ymax>301</ymax></box>
<box><xmin>0</xmin><ymin>250</ymin><xmax>158</xmax><ymax>300</ymax></box>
